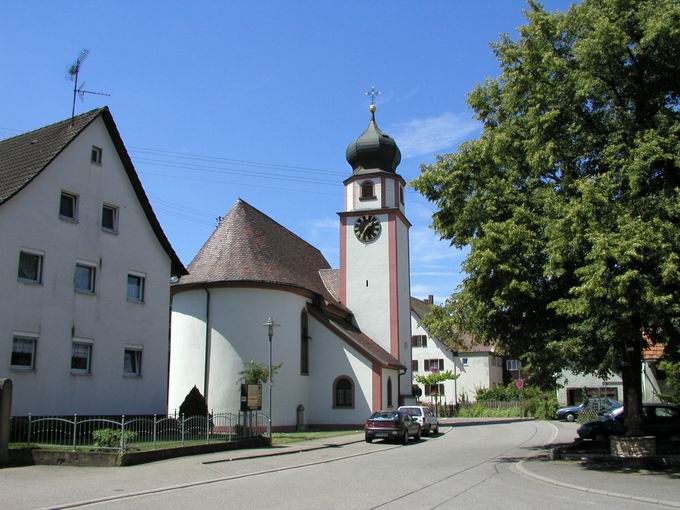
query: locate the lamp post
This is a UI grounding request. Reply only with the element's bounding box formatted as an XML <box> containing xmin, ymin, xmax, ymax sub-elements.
<box><xmin>264</xmin><ymin>317</ymin><xmax>278</xmax><ymax>438</ymax></box>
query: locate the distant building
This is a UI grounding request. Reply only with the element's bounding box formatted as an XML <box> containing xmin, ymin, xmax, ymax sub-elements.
<box><xmin>0</xmin><ymin>108</ymin><xmax>186</xmax><ymax>415</ymax></box>
<box><xmin>168</xmin><ymin>107</ymin><xmax>415</xmax><ymax>429</ymax></box>
<box><xmin>410</xmin><ymin>296</ymin><xmax>504</xmax><ymax>404</ymax></box>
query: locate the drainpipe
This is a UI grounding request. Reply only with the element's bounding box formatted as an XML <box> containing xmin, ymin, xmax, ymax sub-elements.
<box><xmin>203</xmin><ymin>287</ymin><xmax>211</xmax><ymax>405</ymax></box>
<box><xmin>398</xmin><ymin>365</ymin><xmax>407</xmax><ymax>405</ymax></box>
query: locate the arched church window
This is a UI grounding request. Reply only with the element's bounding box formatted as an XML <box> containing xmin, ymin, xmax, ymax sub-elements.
<box><xmin>387</xmin><ymin>377</ymin><xmax>393</xmax><ymax>407</ymax></box>
<box><xmin>301</xmin><ymin>310</ymin><xmax>309</xmax><ymax>375</ymax></box>
<box><xmin>360</xmin><ymin>181</ymin><xmax>375</xmax><ymax>199</ymax></box>
<box><xmin>333</xmin><ymin>376</ymin><xmax>354</xmax><ymax>408</ymax></box>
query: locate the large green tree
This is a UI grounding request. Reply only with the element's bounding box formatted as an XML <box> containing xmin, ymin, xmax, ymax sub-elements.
<box><xmin>413</xmin><ymin>0</ymin><xmax>680</xmax><ymax>436</ymax></box>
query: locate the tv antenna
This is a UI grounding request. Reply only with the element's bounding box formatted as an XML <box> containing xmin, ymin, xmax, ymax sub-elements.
<box><xmin>67</xmin><ymin>49</ymin><xmax>110</xmax><ymax>120</ymax></box>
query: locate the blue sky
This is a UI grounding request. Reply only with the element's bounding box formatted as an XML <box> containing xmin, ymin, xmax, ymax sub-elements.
<box><xmin>1</xmin><ymin>1</ymin><xmax>575</xmax><ymax>303</ymax></box>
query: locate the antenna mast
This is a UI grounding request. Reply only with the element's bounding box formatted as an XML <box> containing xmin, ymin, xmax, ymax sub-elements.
<box><xmin>67</xmin><ymin>49</ymin><xmax>110</xmax><ymax>120</ymax></box>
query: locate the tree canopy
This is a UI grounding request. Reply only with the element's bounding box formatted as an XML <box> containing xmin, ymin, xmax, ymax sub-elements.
<box><xmin>413</xmin><ymin>0</ymin><xmax>680</xmax><ymax>435</ymax></box>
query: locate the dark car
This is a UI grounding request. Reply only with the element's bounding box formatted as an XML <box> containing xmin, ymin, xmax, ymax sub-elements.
<box><xmin>556</xmin><ymin>397</ymin><xmax>621</xmax><ymax>422</ymax></box>
<box><xmin>577</xmin><ymin>403</ymin><xmax>680</xmax><ymax>441</ymax></box>
<box><xmin>365</xmin><ymin>410</ymin><xmax>421</xmax><ymax>444</ymax></box>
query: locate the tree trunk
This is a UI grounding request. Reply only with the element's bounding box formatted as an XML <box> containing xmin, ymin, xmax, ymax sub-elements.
<box><xmin>621</xmin><ymin>339</ymin><xmax>644</xmax><ymax>437</ymax></box>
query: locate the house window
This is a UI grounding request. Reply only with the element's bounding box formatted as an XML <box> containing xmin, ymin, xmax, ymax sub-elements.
<box><xmin>425</xmin><ymin>384</ymin><xmax>445</xmax><ymax>396</ymax></box>
<box><xmin>412</xmin><ymin>335</ymin><xmax>427</xmax><ymax>348</ymax></box>
<box><xmin>17</xmin><ymin>251</ymin><xmax>43</xmax><ymax>283</ymax></box>
<box><xmin>91</xmin><ymin>146</ymin><xmax>102</xmax><ymax>164</ymax></box>
<box><xmin>333</xmin><ymin>376</ymin><xmax>354</xmax><ymax>408</ymax></box>
<box><xmin>462</xmin><ymin>357</ymin><xmax>469</xmax><ymax>367</ymax></box>
<box><xmin>124</xmin><ymin>348</ymin><xmax>142</xmax><ymax>377</ymax></box>
<box><xmin>102</xmin><ymin>204</ymin><xmax>118</xmax><ymax>232</ymax></box>
<box><xmin>74</xmin><ymin>263</ymin><xmax>96</xmax><ymax>293</ymax></box>
<box><xmin>506</xmin><ymin>359</ymin><xmax>521</xmax><ymax>371</ymax></box>
<box><xmin>300</xmin><ymin>310</ymin><xmax>309</xmax><ymax>375</ymax></box>
<box><xmin>411</xmin><ymin>360</ymin><xmax>418</xmax><ymax>372</ymax></box>
<box><xmin>10</xmin><ymin>335</ymin><xmax>37</xmax><ymax>369</ymax></box>
<box><xmin>360</xmin><ymin>181</ymin><xmax>375</xmax><ymax>199</ymax></box>
<box><xmin>71</xmin><ymin>340</ymin><xmax>92</xmax><ymax>374</ymax></box>
<box><xmin>59</xmin><ymin>191</ymin><xmax>78</xmax><ymax>220</ymax></box>
<box><xmin>424</xmin><ymin>359</ymin><xmax>444</xmax><ymax>372</ymax></box>
<box><xmin>387</xmin><ymin>377</ymin><xmax>393</xmax><ymax>407</ymax></box>
<box><xmin>127</xmin><ymin>274</ymin><xmax>145</xmax><ymax>302</ymax></box>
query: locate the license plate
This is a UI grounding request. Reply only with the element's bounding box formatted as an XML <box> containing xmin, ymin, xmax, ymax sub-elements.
<box><xmin>375</xmin><ymin>432</ymin><xmax>388</xmax><ymax>438</ymax></box>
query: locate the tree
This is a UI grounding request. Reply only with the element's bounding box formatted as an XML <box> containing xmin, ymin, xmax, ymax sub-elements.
<box><xmin>413</xmin><ymin>0</ymin><xmax>680</xmax><ymax>436</ymax></box>
<box><xmin>179</xmin><ymin>386</ymin><xmax>208</xmax><ymax>417</ymax></box>
<box><xmin>415</xmin><ymin>370</ymin><xmax>460</xmax><ymax>408</ymax></box>
<box><xmin>239</xmin><ymin>359</ymin><xmax>282</xmax><ymax>385</ymax></box>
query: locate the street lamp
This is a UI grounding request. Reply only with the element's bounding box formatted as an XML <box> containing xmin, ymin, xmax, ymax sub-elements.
<box><xmin>264</xmin><ymin>317</ymin><xmax>279</xmax><ymax>438</ymax></box>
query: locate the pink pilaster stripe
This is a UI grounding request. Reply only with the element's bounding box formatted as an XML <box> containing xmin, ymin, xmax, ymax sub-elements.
<box><xmin>372</xmin><ymin>362</ymin><xmax>382</xmax><ymax>411</ymax></box>
<box><xmin>381</xmin><ymin>176</ymin><xmax>386</xmax><ymax>208</ymax></box>
<box><xmin>339</xmin><ymin>216</ymin><xmax>347</xmax><ymax>303</ymax></box>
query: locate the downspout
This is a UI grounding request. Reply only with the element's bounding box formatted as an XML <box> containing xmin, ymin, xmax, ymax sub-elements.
<box><xmin>203</xmin><ymin>287</ymin><xmax>211</xmax><ymax>405</ymax></box>
<box><xmin>398</xmin><ymin>365</ymin><xmax>407</xmax><ymax>405</ymax></box>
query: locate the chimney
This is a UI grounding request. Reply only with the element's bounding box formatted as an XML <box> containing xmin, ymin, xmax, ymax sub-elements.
<box><xmin>426</xmin><ymin>295</ymin><xmax>434</xmax><ymax>305</ymax></box>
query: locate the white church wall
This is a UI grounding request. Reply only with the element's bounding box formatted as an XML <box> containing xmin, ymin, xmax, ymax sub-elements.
<box><xmin>307</xmin><ymin>315</ymin><xmax>373</xmax><ymax>425</ymax></box>
<box><xmin>0</xmin><ymin>117</ymin><xmax>171</xmax><ymax>415</ymax></box>
<box><xmin>381</xmin><ymin>368</ymin><xmax>400</xmax><ymax>410</ymax></box>
<box><xmin>344</xmin><ymin>213</ymin><xmax>391</xmax><ymax>354</ymax></box>
<box><xmin>351</xmin><ymin>178</ymin><xmax>381</xmax><ymax>211</ymax></box>
<box><xmin>385</xmin><ymin>178</ymin><xmax>395</xmax><ymax>209</ymax></box>
<box><xmin>168</xmin><ymin>289</ymin><xmax>208</xmax><ymax>413</ymax></box>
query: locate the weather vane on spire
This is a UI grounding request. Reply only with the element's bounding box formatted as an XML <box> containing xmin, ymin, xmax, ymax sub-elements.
<box><xmin>365</xmin><ymin>86</ymin><xmax>381</xmax><ymax>119</ymax></box>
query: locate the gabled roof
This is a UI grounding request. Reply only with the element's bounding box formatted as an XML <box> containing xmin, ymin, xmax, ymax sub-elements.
<box><xmin>0</xmin><ymin>107</ymin><xmax>186</xmax><ymax>276</ymax></box>
<box><xmin>177</xmin><ymin>199</ymin><xmax>336</xmax><ymax>302</ymax></box>
<box><xmin>410</xmin><ymin>296</ymin><xmax>492</xmax><ymax>354</ymax></box>
<box><xmin>307</xmin><ymin>304</ymin><xmax>402</xmax><ymax>369</ymax></box>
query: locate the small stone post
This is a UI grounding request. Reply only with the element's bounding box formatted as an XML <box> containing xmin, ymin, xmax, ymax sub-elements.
<box><xmin>0</xmin><ymin>379</ymin><xmax>13</xmax><ymax>465</ymax></box>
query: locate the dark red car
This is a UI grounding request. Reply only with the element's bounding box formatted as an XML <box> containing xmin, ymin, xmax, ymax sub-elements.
<box><xmin>365</xmin><ymin>410</ymin><xmax>421</xmax><ymax>444</ymax></box>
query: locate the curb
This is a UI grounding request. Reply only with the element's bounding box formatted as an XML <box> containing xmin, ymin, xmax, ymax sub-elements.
<box><xmin>516</xmin><ymin>458</ymin><xmax>680</xmax><ymax>509</ymax></box>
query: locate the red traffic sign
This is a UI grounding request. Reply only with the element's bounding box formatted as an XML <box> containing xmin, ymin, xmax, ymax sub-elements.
<box><xmin>515</xmin><ymin>378</ymin><xmax>524</xmax><ymax>389</ymax></box>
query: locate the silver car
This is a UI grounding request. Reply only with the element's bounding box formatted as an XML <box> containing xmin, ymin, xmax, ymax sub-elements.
<box><xmin>398</xmin><ymin>406</ymin><xmax>439</xmax><ymax>435</ymax></box>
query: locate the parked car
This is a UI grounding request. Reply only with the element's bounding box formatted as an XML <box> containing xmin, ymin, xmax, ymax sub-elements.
<box><xmin>365</xmin><ymin>410</ymin><xmax>421</xmax><ymax>444</ymax></box>
<box><xmin>397</xmin><ymin>405</ymin><xmax>439</xmax><ymax>435</ymax></box>
<box><xmin>556</xmin><ymin>397</ymin><xmax>622</xmax><ymax>422</ymax></box>
<box><xmin>577</xmin><ymin>403</ymin><xmax>680</xmax><ymax>441</ymax></box>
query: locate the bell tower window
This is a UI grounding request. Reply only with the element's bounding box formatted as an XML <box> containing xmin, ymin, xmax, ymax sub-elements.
<box><xmin>360</xmin><ymin>181</ymin><xmax>375</xmax><ymax>200</ymax></box>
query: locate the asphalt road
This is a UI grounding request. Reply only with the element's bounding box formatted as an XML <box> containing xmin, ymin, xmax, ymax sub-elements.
<box><xmin>1</xmin><ymin>420</ymin><xmax>678</xmax><ymax>509</ymax></box>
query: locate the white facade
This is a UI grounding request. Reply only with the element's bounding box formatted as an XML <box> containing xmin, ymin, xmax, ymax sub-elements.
<box><xmin>410</xmin><ymin>309</ymin><xmax>503</xmax><ymax>404</ymax></box>
<box><xmin>0</xmin><ymin>114</ymin><xmax>178</xmax><ymax>415</ymax></box>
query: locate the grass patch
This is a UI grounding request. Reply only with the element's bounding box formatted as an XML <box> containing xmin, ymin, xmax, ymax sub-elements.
<box><xmin>272</xmin><ymin>430</ymin><xmax>362</xmax><ymax>445</ymax></box>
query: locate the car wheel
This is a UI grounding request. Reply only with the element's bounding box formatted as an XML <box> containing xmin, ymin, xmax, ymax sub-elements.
<box><xmin>415</xmin><ymin>429</ymin><xmax>421</xmax><ymax>441</ymax></box>
<box><xmin>424</xmin><ymin>426</ymin><xmax>430</xmax><ymax>436</ymax></box>
<box><xmin>594</xmin><ymin>433</ymin><xmax>608</xmax><ymax>441</ymax></box>
<box><xmin>565</xmin><ymin>413</ymin><xmax>576</xmax><ymax>423</ymax></box>
<box><xmin>365</xmin><ymin>436</ymin><xmax>372</xmax><ymax>443</ymax></box>
<box><xmin>402</xmin><ymin>430</ymin><xmax>409</xmax><ymax>445</ymax></box>
<box><xmin>433</xmin><ymin>425</ymin><xmax>439</xmax><ymax>434</ymax></box>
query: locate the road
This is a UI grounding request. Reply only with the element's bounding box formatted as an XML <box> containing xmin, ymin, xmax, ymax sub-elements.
<box><xmin>1</xmin><ymin>420</ymin><xmax>678</xmax><ymax>509</ymax></box>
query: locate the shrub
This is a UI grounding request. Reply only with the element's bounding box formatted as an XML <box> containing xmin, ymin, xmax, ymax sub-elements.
<box><xmin>92</xmin><ymin>428</ymin><xmax>137</xmax><ymax>448</ymax></box>
<box><xmin>179</xmin><ymin>386</ymin><xmax>209</xmax><ymax>417</ymax></box>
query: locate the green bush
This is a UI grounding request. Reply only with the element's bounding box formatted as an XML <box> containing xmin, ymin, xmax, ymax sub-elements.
<box><xmin>92</xmin><ymin>428</ymin><xmax>137</xmax><ymax>448</ymax></box>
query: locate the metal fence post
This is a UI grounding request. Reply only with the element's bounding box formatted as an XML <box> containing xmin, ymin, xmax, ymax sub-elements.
<box><xmin>73</xmin><ymin>414</ymin><xmax>78</xmax><ymax>451</ymax></box>
<box><xmin>206</xmin><ymin>410</ymin><xmax>211</xmax><ymax>444</ymax></box>
<box><xmin>153</xmin><ymin>414</ymin><xmax>157</xmax><ymax>450</ymax></box>
<box><xmin>27</xmin><ymin>413</ymin><xmax>32</xmax><ymax>447</ymax></box>
<box><xmin>181</xmin><ymin>414</ymin><xmax>185</xmax><ymax>446</ymax></box>
<box><xmin>120</xmin><ymin>415</ymin><xmax>125</xmax><ymax>452</ymax></box>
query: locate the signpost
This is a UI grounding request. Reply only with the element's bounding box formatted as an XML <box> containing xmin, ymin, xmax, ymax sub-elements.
<box><xmin>516</xmin><ymin>378</ymin><xmax>524</xmax><ymax>417</ymax></box>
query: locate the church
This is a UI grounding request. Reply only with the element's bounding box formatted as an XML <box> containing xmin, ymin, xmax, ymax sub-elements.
<box><xmin>168</xmin><ymin>104</ymin><xmax>415</xmax><ymax>429</ymax></box>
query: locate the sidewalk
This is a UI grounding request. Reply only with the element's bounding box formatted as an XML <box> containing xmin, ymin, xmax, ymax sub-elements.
<box><xmin>518</xmin><ymin>454</ymin><xmax>680</xmax><ymax>508</ymax></box>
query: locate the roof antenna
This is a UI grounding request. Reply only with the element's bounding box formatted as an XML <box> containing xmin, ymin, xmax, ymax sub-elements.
<box><xmin>67</xmin><ymin>49</ymin><xmax>110</xmax><ymax>122</ymax></box>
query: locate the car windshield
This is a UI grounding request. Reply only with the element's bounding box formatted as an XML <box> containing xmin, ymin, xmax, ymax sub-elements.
<box><xmin>400</xmin><ymin>407</ymin><xmax>423</xmax><ymax>416</ymax></box>
<box><xmin>370</xmin><ymin>412</ymin><xmax>401</xmax><ymax>420</ymax></box>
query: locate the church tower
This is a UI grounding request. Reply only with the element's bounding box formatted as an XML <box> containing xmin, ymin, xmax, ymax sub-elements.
<box><xmin>339</xmin><ymin>102</ymin><xmax>412</xmax><ymax>400</ymax></box>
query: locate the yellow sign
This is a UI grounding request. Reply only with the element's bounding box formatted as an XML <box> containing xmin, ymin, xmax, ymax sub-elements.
<box><xmin>247</xmin><ymin>384</ymin><xmax>262</xmax><ymax>410</ymax></box>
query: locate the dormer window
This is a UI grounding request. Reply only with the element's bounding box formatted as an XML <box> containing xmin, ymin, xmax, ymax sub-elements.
<box><xmin>360</xmin><ymin>181</ymin><xmax>375</xmax><ymax>200</ymax></box>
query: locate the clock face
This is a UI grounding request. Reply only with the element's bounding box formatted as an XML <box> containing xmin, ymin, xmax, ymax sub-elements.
<box><xmin>354</xmin><ymin>215</ymin><xmax>381</xmax><ymax>243</ymax></box>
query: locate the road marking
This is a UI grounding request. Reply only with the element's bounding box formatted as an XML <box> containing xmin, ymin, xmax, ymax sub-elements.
<box><xmin>516</xmin><ymin>459</ymin><xmax>680</xmax><ymax>509</ymax></box>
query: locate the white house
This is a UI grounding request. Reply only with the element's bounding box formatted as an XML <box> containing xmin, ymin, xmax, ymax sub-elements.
<box><xmin>410</xmin><ymin>296</ymin><xmax>504</xmax><ymax>404</ymax></box>
<box><xmin>0</xmin><ymin>108</ymin><xmax>186</xmax><ymax>416</ymax></box>
<box><xmin>168</xmin><ymin>106</ymin><xmax>414</xmax><ymax>429</ymax></box>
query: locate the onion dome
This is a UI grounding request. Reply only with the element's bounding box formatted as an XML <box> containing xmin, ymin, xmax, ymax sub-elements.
<box><xmin>346</xmin><ymin>105</ymin><xmax>401</xmax><ymax>174</ymax></box>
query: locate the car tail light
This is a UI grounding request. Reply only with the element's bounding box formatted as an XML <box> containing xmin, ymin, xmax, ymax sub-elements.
<box><xmin>368</xmin><ymin>420</ymin><xmax>399</xmax><ymax>428</ymax></box>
